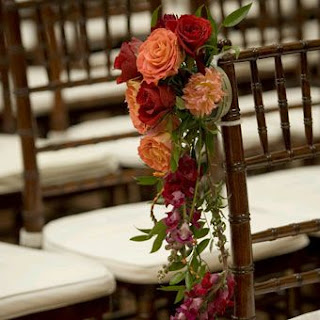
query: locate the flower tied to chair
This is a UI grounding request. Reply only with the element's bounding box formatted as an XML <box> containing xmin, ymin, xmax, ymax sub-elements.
<box><xmin>114</xmin><ymin>3</ymin><xmax>252</xmax><ymax>319</ymax></box>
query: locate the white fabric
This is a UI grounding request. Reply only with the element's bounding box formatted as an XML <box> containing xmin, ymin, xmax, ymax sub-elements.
<box><xmin>49</xmin><ymin>115</ymin><xmax>144</xmax><ymax>168</ymax></box>
<box><xmin>0</xmin><ymin>241</ymin><xmax>115</xmax><ymax>319</ymax></box>
<box><xmin>289</xmin><ymin>310</ymin><xmax>320</xmax><ymax>320</ymax></box>
<box><xmin>0</xmin><ymin>134</ymin><xmax>119</xmax><ymax>193</ymax></box>
<box><xmin>43</xmin><ymin>163</ymin><xmax>317</xmax><ymax>284</ymax></box>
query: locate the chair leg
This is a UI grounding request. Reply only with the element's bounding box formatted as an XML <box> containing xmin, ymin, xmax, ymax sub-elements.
<box><xmin>135</xmin><ymin>284</ymin><xmax>157</xmax><ymax>320</ymax></box>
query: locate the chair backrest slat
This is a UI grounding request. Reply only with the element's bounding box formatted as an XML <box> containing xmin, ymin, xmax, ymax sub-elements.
<box><xmin>300</xmin><ymin>51</ymin><xmax>314</xmax><ymax>148</ymax></box>
<box><xmin>250</xmin><ymin>59</ymin><xmax>270</xmax><ymax>157</ymax></box>
<box><xmin>274</xmin><ymin>54</ymin><xmax>292</xmax><ymax>153</ymax></box>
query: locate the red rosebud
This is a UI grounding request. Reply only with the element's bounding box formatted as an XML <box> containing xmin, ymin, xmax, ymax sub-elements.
<box><xmin>152</xmin><ymin>14</ymin><xmax>178</xmax><ymax>32</ymax></box>
<box><xmin>176</xmin><ymin>15</ymin><xmax>212</xmax><ymax>57</ymax></box>
<box><xmin>137</xmin><ymin>82</ymin><xmax>175</xmax><ymax>126</ymax></box>
<box><xmin>114</xmin><ymin>37</ymin><xmax>142</xmax><ymax>83</ymax></box>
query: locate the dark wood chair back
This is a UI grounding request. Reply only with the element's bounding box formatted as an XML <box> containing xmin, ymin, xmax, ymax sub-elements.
<box><xmin>2</xmin><ymin>0</ymin><xmax>154</xmax><ymax>234</ymax></box>
<box><xmin>218</xmin><ymin>39</ymin><xmax>320</xmax><ymax>319</ymax></box>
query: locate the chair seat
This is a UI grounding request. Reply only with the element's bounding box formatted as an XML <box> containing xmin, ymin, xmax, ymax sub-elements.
<box><xmin>0</xmin><ymin>241</ymin><xmax>115</xmax><ymax>319</ymax></box>
<box><xmin>43</xmin><ymin>166</ymin><xmax>317</xmax><ymax>284</ymax></box>
<box><xmin>0</xmin><ymin>134</ymin><xmax>119</xmax><ymax>194</ymax></box>
<box><xmin>289</xmin><ymin>310</ymin><xmax>320</xmax><ymax>319</ymax></box>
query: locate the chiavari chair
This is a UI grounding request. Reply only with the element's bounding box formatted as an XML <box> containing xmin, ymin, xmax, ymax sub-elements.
<box><xmin>1</xmin><ymin>0</ymin><xmax>160</xmax><ymax>219</ymax></box>
<box><xmin>218</xmin><ymin>39</ymin><xmax>320</xmax><ymax>319</ymax></box>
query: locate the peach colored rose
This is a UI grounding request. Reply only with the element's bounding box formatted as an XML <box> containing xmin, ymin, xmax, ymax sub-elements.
<box><xmin>182</xmin><ymin>67</ymin><xmax>225</xmax><ymax>117</ymax></box>
<box><xmin>125</xmin><ymin>80</ymin><xmax>149</xmax><ymax>134</ymax></box>
<box><xmin>137</xmin><ymin>28</ymin><xmax>184</xmax><ymax>84</ymax></box>
<box><xmin>138</xmin><ymin>132</ymin><xmax>172</xmax><ymax>172</ymax></box>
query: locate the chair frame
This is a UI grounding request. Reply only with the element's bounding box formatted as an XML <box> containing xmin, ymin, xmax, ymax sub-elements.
<box><xmin>218</xmin><ymin>40</ymin><xmax>320</xmax><ymax>319</ymax></box>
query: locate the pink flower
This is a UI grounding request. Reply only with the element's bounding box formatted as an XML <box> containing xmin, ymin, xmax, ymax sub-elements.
<box><xmin>164</xmin><ymin>209</ymin><xmax>181</xmax><ymax>231</ymax></box>
<box><xmin>176</xmin><ymin>222</ymin><xmax>193</xmax><ymax>244</ymax></box>
<box><xmin>183</xmin><ymin>67</ymin><xmax>225</xmax><ymax>117</ymax></box>
<box><xmin>137</xmin><ymin>28</ymin><xmax>184</xmax><ymax>84</ymax></box>
<box><xmin>125</xmin><ymin>80</ymin><xmax>149</xmax><ymax>134</ymax></box>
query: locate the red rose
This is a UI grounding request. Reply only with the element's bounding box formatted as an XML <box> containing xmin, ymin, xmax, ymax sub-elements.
<box><xmin>114</xmin><ymin>37</ymin><xmax>142</xmax><ymax>83</ymax></box>
<box><xmin>176</xmin><ymin>15</ymin><xmax>212</xmax><ymax>56</ymax></box>
<box><xmin>136</xmin><ymin>82</ymin><xmax>175</xmax><ymax>126</ymax></box>
<box><xmin>152</xmin><ymin>14</ymin><xmax>178</xmax><ymax>32</ymax></box>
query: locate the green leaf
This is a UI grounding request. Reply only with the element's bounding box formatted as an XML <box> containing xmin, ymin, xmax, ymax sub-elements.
<box><xmin>222</xmin><ymin>3</ymin><xmax>253</xmax><ymax>27</ymax></box>
<box><xmin>170</xmin><ymin>146</ymin><xmax>180</xmax><ymax>172</ymax></box>
<box><xmin>174</xmin><ymin>287</ymin><xmax>185</xmax><ymax>304</ymax></box>
<box><xmin>190</xmin><ymin>256</ymin><xmax>199</xmax><ymax>273</ymax></box>
<box><xmin>169</xmin><ymin>272</ymin><xmax>185</xmax><ymax>285</ymax></box>
<box><xmin>150</xmin><ymin>220</ymin><xmax>166</xmax><ymax>236</ymax></box>
<box><xmin>159</xmin><ymin>285</ymin><xmax>185</xmax><ymax>292</ymax></box>
<box><xmin>176</xmin><ymin>96</ymin><xmax>185</xmax><ymax>110</ymax></box>
<box><xmin>206</xmin><ymin>6</ymin><xmax>218</xmax><ymax>39</ymax></box>
<box><xmin>197</xmin><ymin>238</ymin><xmax>210</xmax><ymax>254</ymax></box>
<box><xmin>194</xmin><ymin>227</ymin><xmax>210</xmax><ymax>239</ymax></box>
<box><xmin>195</xmin><ymin>5</ymin><xmax>204</xmax><ymax>17</ymax></box>
<box><xmin>130</xmin><ymin>234</ymin><xmax>152</xmax><ymax>242</ymax></box>
<box><xmin>185</xmin><ymin>271</ymin><xmax>193</xmax><ymax>291</ymax></box>
<box><xmin>150</xmin><ymin>231</ymin><xmax>166</xmax><ymax>253</ymax></box>
<box><xmin>151</xmin><ymin>6</ymin><xmax>161</xmax><ymax>28</ymax></box>
<box><xmin>135</xmin><ymin>176</ymin><xmax>158</xmax><ymax>186</ymax></box>
<box><xmin>169</xmin><ymin>262</ymin><xmax>185</xmax><ymax>272</ymax></box>
<box><xmin>136</xmin><ymin>228</ymin><xmax>152</xmax><ymax>234</ymax></box>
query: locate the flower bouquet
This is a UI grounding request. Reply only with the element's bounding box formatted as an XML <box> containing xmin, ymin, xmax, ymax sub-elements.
<box><xmin>114</xmin><ymin>3</ymin><xmax>252</xmax><ymax>319</ymax></box>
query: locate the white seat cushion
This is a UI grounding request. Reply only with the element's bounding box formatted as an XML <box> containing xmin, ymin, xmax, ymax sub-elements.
<box><xmin>49</xmin><ymin>115</ymin><xmax>144</xmax><ymax>168</ymax></box>
<box><xmin>0</xmin><ymin>241</ymin><xmax>115</xmax><ymax>319</ymax></box>
<box><xmin>248</xmin><ymin>165</ymin><xmax>320</xmax><ymax>237</ymax></box>
<box><xmin>0</xmin><ymin>134</ymin><xmax>119</xmax><ymax>193</ymax></box>
<box><xmin>43</xmin><ymin>163</ymin><xmax>315</xmax><ymax>284</ymax></box>
<box><xmin>289</xmin><ymin>310</ymin><xmax>320</xmax><ymax>320</ymax></box>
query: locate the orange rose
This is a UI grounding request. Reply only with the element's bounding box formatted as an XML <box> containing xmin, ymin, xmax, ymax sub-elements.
<box><xmin>137</xmin><ymin>28</ymin><xmax>184</xmax><ymax>84</ymax></box>
<box><xmin>125</xmin><ymin>80</ymin><xmax>149</xmax><ymax>134</ymax></box>
<box><xmin>138</xmin><ymin>132</ymin><xmax>172</xmax><ymax>172</ymax></box>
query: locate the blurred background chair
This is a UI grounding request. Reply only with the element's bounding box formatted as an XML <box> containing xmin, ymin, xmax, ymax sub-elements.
<box><xmin>0</xmin><ymin>0</ymin><xmax>159</xmax><ymax>243</ymax></box>
<box><xmin>219</xmin><ymin>39</ymin><xmax>320</xmax><ymax>319</ymax></box>
<box><xmin>0</xmin><ymin>241</ymin><xmax>116</xmax><ymax>320</ymax></box>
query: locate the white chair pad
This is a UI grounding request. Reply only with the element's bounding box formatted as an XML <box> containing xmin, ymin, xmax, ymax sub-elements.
<box><xmin>0</xmin><ymin>134</ymin><xmax>119</xmax><ymax>193</ymax></box>
<box><xmin>0</xmin><ymin>241</ymin><xmax>115</xmax><ymax>319</ymax></box>
<box><xmin>289</xmin><ymin>310</ymin><xmax>320</xmax><ymax>320</ymax></box>
<box><xmin>43</xmin><ymin>167</ymin><xmax>311</xmax><ymax>284</ymax></box>
<box><xmin>248</xmin><ymin>165</ymin><xmax>320</xmax><ymax>237</ymax></box>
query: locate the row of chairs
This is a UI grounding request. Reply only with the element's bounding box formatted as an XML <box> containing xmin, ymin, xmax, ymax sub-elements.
<box><xmin>0</xmin><ymin>0</ymin><xmax>319</xmax><ymax>319</ymax></box>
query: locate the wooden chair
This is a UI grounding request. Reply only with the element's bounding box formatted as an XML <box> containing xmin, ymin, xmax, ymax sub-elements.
<box><xmin>218</xmin><ymin>39</ymin><xmax>320</xmax><ymax>319</ymax></box>
<box><xmin>1</xmin><ymin>0</ymin><xmax>154</xmax><ymax>242</ymax></box>
<box><xmin>1</xmin><ymin>0</ymin><xmax>161</xmax><ymax>134</ymax></box>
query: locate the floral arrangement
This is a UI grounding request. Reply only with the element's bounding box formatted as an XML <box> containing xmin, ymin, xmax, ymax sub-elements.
<box><xmin>114</xmin><ymin>4</ymin><xmax>251</xmax><ymax>319</ymax></box>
